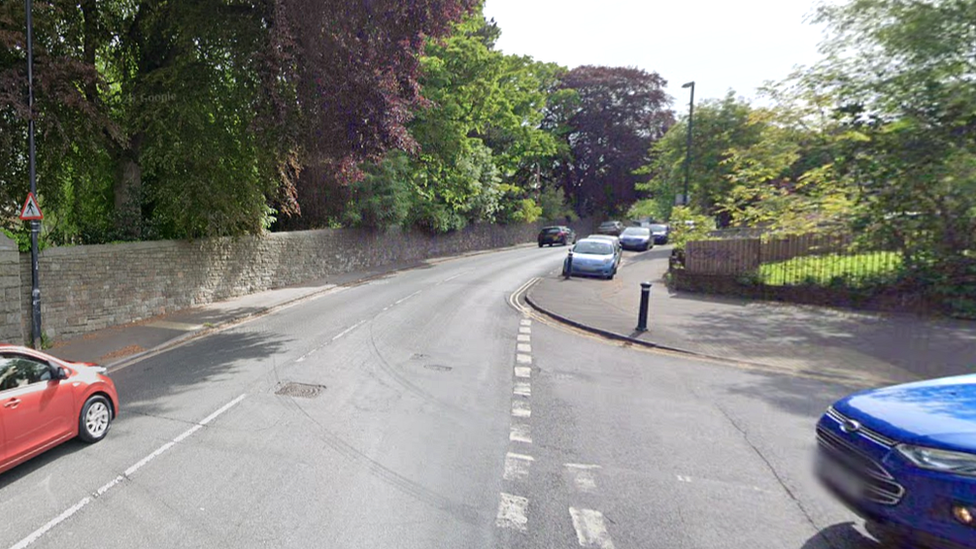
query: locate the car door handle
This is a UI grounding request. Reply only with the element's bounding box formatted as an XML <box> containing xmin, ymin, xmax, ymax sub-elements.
<box><xmin>3</xmin><ymin>398</ymin><xmax>21</xmax><ymax>408</ymax></box>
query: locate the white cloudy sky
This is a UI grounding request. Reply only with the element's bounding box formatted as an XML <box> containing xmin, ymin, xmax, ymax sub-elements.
<box><xmin>482</xmin><ymin>0</ymin><xmax>830</xmax><ymax>107</ymax></box>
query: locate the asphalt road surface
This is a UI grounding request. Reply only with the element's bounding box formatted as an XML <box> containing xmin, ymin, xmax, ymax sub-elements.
<box><xmin>0</xmin><ymin>245</ymin><xmax>885</xmax><ymax>549</ymax></box>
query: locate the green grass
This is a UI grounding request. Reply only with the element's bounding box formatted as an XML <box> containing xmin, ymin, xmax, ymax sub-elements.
<box><xmin>758</xmin><ymin>251</ymin><xmax>903</xmax><ymax>288</ymax></box>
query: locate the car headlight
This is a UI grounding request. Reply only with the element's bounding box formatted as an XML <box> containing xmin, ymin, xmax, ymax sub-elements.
<box><xmin>896</xmin><ymin>444</ymin><xmax>976</xmax><ymax>475</ymax></box>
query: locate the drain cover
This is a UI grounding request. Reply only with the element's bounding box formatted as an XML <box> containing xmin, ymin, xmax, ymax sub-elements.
<box><xmin>275</xmin><ymin>382</ymin><xmax>326</xmax><ymax>398</ymax></box>
<box><xmin>424</xmin><ymin>364</ymin><xmax>452</xmax><ymax>372</ymax></box>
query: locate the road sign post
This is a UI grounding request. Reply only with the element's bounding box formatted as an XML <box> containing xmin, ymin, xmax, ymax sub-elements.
<box><xmin>20</xmin><ymin>193</ymin><xmax>43</xmax><ymax>349</ymax></box>
<box><xmin>24</xmin><ymin>0</ymin><xmax>42</xmax><ymax>349</ymax></box>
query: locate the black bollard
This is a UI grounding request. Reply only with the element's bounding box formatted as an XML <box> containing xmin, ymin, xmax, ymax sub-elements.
<box><xmin>564</xmin><ymin>249</ymin><xmax>574</xmax><ymax>279</ymax></box>
<box><xmin>636</xmin><ymin>282</ymin><xmax>652</xmax><ymax>331</ymax></box>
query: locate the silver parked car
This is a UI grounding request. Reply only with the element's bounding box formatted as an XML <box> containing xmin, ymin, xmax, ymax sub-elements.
<box><xmin>619</xmin><ymin>227</ymin><xmax>652</xmax><ymax>251</ymax></box>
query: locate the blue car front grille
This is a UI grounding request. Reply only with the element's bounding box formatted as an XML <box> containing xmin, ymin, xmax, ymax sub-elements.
<box><xmin>817</xmin><ymin>412</ymin><xmax>906</xmax><ymax>506</ymax></box>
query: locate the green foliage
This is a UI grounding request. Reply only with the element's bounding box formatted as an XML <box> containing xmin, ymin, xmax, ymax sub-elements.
<box><xmin>343</xmin><ymin>153</ymin><xmax>416</xmax><ymax>229</ymax></box>
<box><xmin>758</xmin><ymin>252</ymin><xmax>902</xmax><ymax>288</ymax></box>
<box><xmin>626</xmin><ymin>199</ymin><xmax>669</xmax><ymax>223</ymax></box>
<box><xmin>667</xmin><ymin>207</ymin><xmax>715</xmax><ymax>250</ymax></box>
<box><xmin>538</xmin><ymin>186</ymin><xmax>576</xmax><ymax>222</ymax></box>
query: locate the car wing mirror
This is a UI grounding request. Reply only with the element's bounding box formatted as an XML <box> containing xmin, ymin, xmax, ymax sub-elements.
<box><xmin>55</xmin><ymin>366</ymin><xmax>68</xmax><ymax>380</ymax></box>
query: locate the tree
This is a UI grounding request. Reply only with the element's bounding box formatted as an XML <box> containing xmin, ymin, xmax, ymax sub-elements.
<box><xmin>811</xmin><ymin>0</ymin><xmax>976</xmax><ymax>299</ymax></box>
<box><xmin>637</xmin><ymin>92</ymin><xmax>762</xmax><ymax>224</ymax></box>
<box><xmin>548</xmin><ymin>66</ymin><xmax>673</xmax><ymax>217</ymax></box>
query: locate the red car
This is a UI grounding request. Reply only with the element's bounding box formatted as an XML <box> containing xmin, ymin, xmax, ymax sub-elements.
<box><xmin>0</xmin><ymin>345</ymin><xmax>119</xmax><ymax>474</ymax></box>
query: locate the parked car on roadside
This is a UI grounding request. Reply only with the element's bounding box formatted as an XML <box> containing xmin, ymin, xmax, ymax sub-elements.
<box><xmin>648</xmin><ymin>224</ymin><xmax>670</xmax><ymax>245</ymax></box>
<box><xmin>816</xmin><ymin>374</ymin><xmax>976</xmax><ymax>549</ymax></box>
<box><xmin>595</xmin><ymin>220</ymin><xmax>625</xmax><ymax>236</ymax></box>
<box><xmin>0</xmin><ymin>345</ymin><xmax>118</xmax><ymax>475</ymax></box>
<box><xmin>563</xmin><ymin>238</ymin><xmax>618</xmax><ymax>280</ymax></box>
<box><xmin>538</xmin><ymin>226</ymin><xmax>576</xmax><ymax>247</ymax></box>
<box><xmin>585</xmin><ymin>234</ymin><xmax>623</xmax><ymax>266</ymax></box>
<box><xmin>619</xmin><ymin>227</ymin><xmax>653</xmax><ymax>251</ymax></box>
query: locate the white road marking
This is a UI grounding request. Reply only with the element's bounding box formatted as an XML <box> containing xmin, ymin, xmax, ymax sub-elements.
<box><xmin>514</xmin><ymin>382</ymin><xmax>531</xmax><ymax>396</ymax></box>
<box><xmin>519</xmin><ymin>326</ymin><xmax>531</xmax><ymax>335</ymax></box>
<box><xmin>514</xmin><ymin>366</ymin><xmax>531</xmax><ymax>378</ymax></box>
<box><xmin>569</xmin><ymin>508</ymin><xmax>615</xmax><ymax>549</ymax></box>
<box><xmin>677</xmin><ymin>475</ymin><xmax>692</xmax><ymax>483</ymax></box>
<box><xmin>510</xmin><ymin>423</ymin><xmax>532</xmax><ymax>443</ymax></box>
<box><xmin>564</xmin><ymin>464</ymin><xmax>599</xmax><ymax>493</ymax></box>
<box><xmin>496</xmin><ymin>493</ymin><xmax>529</xmax><ymax>531</ymax></box>
<box><xmin>439</xmin><ymin>273</ymin><xmax>463</xmax><ymax>284</ymax></box>
<box><xmin>517</xmin><ymin>343</ymin><xmax>532</xmax><ymax>353</ymax></box>
<box><xmin>503</xmin><ymin>453</ymin><xmax>535</xmax><ymax>481</ymax></box>
<box><xmin>517</xmin><ymin>334</ymin><xmax>531</xmax><ymax>342</ymax></box>
<box><xmin>331</xmin><ymin>320</ymin><xmax>366</xmax><ymax>341</ymax></box>
<box><xmin>394</xmin><ymin>290</ymin><xmax>422</xmax><ymax>305</ymax></box>
<box><xmin>565</xmin><ymin>463</ymin><xmax>603</xmax><ymax>470</ymax></box>
<box><xmin>9</xmin><ymin>394</ymin><xmax>247</xmax><ymax>549</ymax></box>
<box><xmin>516</xmin><ymin>354</ymin><xmax>532</xmax><ymax>365</ymax></box>
<box><xmin>512</xmin><ymin>400</ymin><xmax>531</xmax><ymax>418</ymax></box>
<box><xmin>520</xmin><ymin>319</ymin><xmax>532</xmax><ymax>326</ymax></box>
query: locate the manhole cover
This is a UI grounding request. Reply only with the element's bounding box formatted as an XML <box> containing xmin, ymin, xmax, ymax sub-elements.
<box><xmin>275</xmin><ymin>382</ymin><xmax>326</xmax><ymax>398</ymax></box>
<box><xmin>424</xmin><ymin>364</ymin><xmax>452</xmax><ymax>372</ymax></box>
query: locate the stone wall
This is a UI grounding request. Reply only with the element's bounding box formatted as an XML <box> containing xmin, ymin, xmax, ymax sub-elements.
<box><xmin>12</xmin><ymin>219</ymin><xmax>595</xmax><ymax>344</ymax></box>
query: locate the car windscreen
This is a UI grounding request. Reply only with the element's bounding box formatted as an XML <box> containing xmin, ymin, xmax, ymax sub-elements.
<box><xmin>649</xmin><ymin>224</ymin><xmax>667</xmax><ymax>232</ymax></box>
<box><xmin>621</xmin><ymin>228</ymin><xmax>649</xmax><ymax>236</ymax></box>
<box><xmin>573</xmin><ymin>241</ymin><xmax>613</xmax><ymax>255</ymax></box>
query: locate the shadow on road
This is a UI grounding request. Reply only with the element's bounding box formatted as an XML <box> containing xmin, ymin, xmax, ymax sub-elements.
<box><xmin>803</xmin><ymin>522</ymin><xmax>882</xmax><ymax>549</ymax></box>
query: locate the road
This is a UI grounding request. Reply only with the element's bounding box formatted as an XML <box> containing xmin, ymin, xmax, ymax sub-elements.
<box><xmin>0</xmin><ymin>244</ymin><xmax>883</xmax><ymax>548</ymax></box>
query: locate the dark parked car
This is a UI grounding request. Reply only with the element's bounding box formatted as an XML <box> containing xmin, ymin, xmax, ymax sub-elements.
<box><xmin>816</xmin><ymin>374</ymin><xmax>976</xmax><ymax>549</ymax></box>
<box><xmin>538</xmin><ymin>226</ymin><xmax>576</xmax><ymax>247</ymax></box>
<box><xmin>595</xmin><ymin>220</ymin><xmax>625</xmax><ymax>236</ymax></box>
<box><xmin>648</xmin><ymin>224</ymin><xmax>670</xmax><ymax>245</ymax></box>
<box><xmin>619</xmin><ymin>227</ymin><xmax>653</xmax><ymax>251</ymax></box>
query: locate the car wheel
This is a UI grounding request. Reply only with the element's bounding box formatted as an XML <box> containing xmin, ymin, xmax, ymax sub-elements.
<box><xmin>538</xmin><ymin>242</ymin><xmax>543</xmax><ymax>248</ymax></box>
<box><xmin>78</xmin><ymin>395</ymin><xmax>112</xmax><ymax>443</ymax></box>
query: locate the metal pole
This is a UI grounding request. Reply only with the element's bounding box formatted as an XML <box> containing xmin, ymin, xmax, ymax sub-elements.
<box><xmin>25</xmin><ymin>0</ymin><xmax>41</xmax><ymax>349</ymax></box>
<box><xmin>636</xmin><ymin>282</ymin><xmax>652</xmax><ymax>331</ymax></box>
<box><xmin>564</xmin><ymin>250</ymin><xmax>574</xmax><ymax>280</ymax></box>
<box><xmin>681</xmin><ymin>81</ymin><xmax>695</xmax><ymax>207</ymax></box>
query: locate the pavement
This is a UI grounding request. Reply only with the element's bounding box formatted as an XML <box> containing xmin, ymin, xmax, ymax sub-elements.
<box><xmin>526</xmin><ymin>244</ymin><xmax>976</xmax><ymax>387</ymax></box>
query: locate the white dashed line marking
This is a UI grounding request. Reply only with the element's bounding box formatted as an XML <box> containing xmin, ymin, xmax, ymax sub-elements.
<box><xmin>569</xmin><ymin>508</ymin><xmax>615</xmax><ymax>549</ymax></box>
<box><xmin>10</xmin><ymin>394</ymin><xmax>247</xmax><ymax>549</ymax></box>
<box><xmin>517</xmin><ymin>334</ymin><xmax>531</xmax><ymax>342</ymax></box>
<box><xmin>394</xmin><ymin>290</ymin><xmax>422</xmax><ymax>305</ymax></box>
<box><xmin>512</xmin><ymin>400</ymin><xmax>531</xmax><ymax>418</ymax></box>
<box><xmin>496</xmin><ymin>493</ymin><xmax>529</xmax><ymax>531</ymax></box>
<box><xmin>503</xmin><ymin>453</ymin><xmax>535</xmax><ymax>481</ymax></box>
<box><xmin>331</xmin><ymin>320</ymin><xmax>366</xmax><ymax>341</ymax></box>
<box><xmin>513</xmin><ymin>382</ymin><xmax>531</xmax><ymax>396</ymax></box>
<box><xmin>520</xmin><ymin>319</ymin><xmax>532</xmax><ymax>326</ymax></box>
<box><xmin>677</xmin><ymin>475</ymin><xmax>692</xmax><ymax>483</ymax></box>
<box><xmin>516</xmin><ymin>354</ymin><xmax>532</xmax><ymax>365</ymax></box>
<box><xmin>519</xmin><ymin>326</ymin><xmax>531</xmax><ymax>335</ymax></box>
<box><xmin>565</xmin><ymin>464</ymin><xmax>601</xmax><ymax>493</ymax></box>
<box><xmin>514</xmin><ymin>367</ymin><xmax>531</xmax><ymax>378</ymax></box>
<box><xmin>510</xmin><ymin>423</ymin><xmax>532</xmax><ymax>443</ymax></box>
<box><xmin>517</xmin><ymin>343</ymin><xmax>532</xmax><ymax>353</ymax></box>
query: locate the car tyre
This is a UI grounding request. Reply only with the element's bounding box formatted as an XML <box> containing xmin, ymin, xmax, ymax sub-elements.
<box><xmin>78</xmin><ymin>395</ymin><xmax>112</xmax><ymax>443</ymax></box>
<box><xmin>538</xmin><ymin>242</ymin><xmax>543</xmax><ymax>248</ymax></box>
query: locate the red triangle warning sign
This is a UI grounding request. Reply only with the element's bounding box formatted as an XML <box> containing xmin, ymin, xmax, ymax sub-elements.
<box><xmin>19</xmin><ymin>192</ymin><xmax>43</xmax><ymax>220</ymax></box>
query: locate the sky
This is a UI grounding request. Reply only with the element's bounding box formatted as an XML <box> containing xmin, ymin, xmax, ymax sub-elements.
<box><xmin>482</xmin><ymin>0</ymin><xmax>830</xmax><ymax>108</ymax></box>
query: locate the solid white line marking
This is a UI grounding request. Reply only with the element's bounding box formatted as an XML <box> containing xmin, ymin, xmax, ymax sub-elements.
<box><xmin>517</xmin><ymin>334</ymin><xmax>531</xmax><ymax>342</ymax></box>
<box><xmin>514</xmin><ymin>366</ymin><xmax>531</xmax><ymax>378</ymax></box>
<box><xmin>516</xmin><ymin>354</ymin><xmax>532</xmax><ymax>365</ymax></box>
<box><xmin>520</xmin><ymin>319</ymin><xmax>532</xmax><ymax>326</ymax></box>
<box><xmin>514</xmin><ymin>382</ymin><xmax>531</xmax><ymax>396</ymax></box>
<box><xmin>503</xmin><ymin>453</ymin><xmax>535</xmax><ymax>481</ymax></box>
<box><xmin>519</xmin><ymin>327</ymin><xmax>531</xmax><ymax>335</ymax></box>
<box><xmin>332</xmin><ymin>320</ymin><xmax>366</xmax><ymax>341</ymax></box>
<box><xmin>569</xmin><ymin>508</ymin><xmax>615</xmax><ymax>549</ymax></box>
<box><xmin>510</xmin><ymin>423</ymin><xmax>532</xmax><ymax>443</ymax></box>
<box><xmin>512</xmin><ymin>400</ymin><xmax>531</xmax><ymax>418</ymax></box>
<box><xmin>565</xmin><ymin>463</ymin><xmax>603</xmax><ymax>470</ymax></box>
<box><xmin>10</xmin><ymin>394</ymin><xmax>247</xmax><ymax>549</ymax></box>
<box><xmin>496</xmin><ymin>493</ymin><xmax>529</xmax><ymax>531</ymax></box>
<box><xmin>517</xmin><ymin>343</ymin><xmax>532</xmax><ymax>353</ymax></box>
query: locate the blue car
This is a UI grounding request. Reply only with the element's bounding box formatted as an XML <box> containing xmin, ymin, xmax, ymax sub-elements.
<box><xmin>562</xmin><ymin>239</ymin><xmax>618</xmax><ymax>280</ymax></box>
<box><xmin>816</xmin><ymin>375</ymin><xmax>976</xmax><ymax>548</ymax></box>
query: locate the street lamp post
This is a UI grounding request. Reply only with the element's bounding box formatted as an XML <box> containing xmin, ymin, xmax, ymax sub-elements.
<box><xmin>25</xmin><ymin>0</ymin><xmax>42</xmax><ymax>349</ymax></box>
<box><xmin>680</xmin><ymin>81</ymin><xmax>695</xmax><ymax>208</ymax></box>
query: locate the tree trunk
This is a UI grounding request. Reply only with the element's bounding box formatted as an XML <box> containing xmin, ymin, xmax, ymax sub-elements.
<box><xmin>114</xmin><ymin>133</ymin><xmax>143</xmax><ymax>239</ymax></box>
